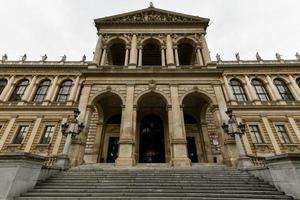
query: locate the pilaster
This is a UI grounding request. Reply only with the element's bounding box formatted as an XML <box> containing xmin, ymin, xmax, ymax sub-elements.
<box><xmin>92</xmin><ymin>34</ymin><xmax>103</xmax><ymax>66</ymax></box>
<box><xmin>0</xmin><ymin>76</ymin><xmax>15</xmax><ymax>102</ymax></box>
<box><xmin>261</xmin><ymin>116</ymin><xmax>281</xmax><ymax>155</ymax></box>
<box><xmin>129</xmin><ymin>34</ymin><xmax>137</xmax><ymax>68</ymax></box>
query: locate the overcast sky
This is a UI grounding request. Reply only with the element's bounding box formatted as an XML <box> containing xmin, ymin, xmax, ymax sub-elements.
<box><xmin>0</xmin><ymin>0</ymin><xmax>299</xmax><ymax>61</ymax></box>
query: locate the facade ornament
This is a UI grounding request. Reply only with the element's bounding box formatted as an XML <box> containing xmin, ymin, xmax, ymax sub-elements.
<box><xmin>256</xmin><ymin>52</ymin><xmax>263</xmax><ymax>62</ymax></box>
<box><xmin>106</xmin><ymin>85</ymin><xmax>112</xmax><ymax>91</ymax></box>
<box><xmin>216</xmin><ymin>53</ymin><xmax>222</xmax><ymax>63</ymax></box>
<box><xmin>1</xmin><ymin>54</ymin><xmax>7</xmax><ymax>62</ymax></box>
<box><xmin>21</xmin><ymin>54</ymin><xmax>27</xmax><ymax>62</ymax></box>
<box><xmin>60</xmin><ymin>55</ymin><xmax>67</xmax><ymax>63</ymax></box>
<box><xmin>295</xmin><ymin>52</ymin><xmax>300</xmax><ymax>60</ymax></box>
<box><xmin>235</xmin><ymin>53</ymin><xmax>241</xmax><ymax>62</ymax></box>
<box><xmin>148</xmin><ymin>80</ymin><xmax>156</xmax><ymax>90</ymax></box>
<box><xmin>275</xmin><ymin>53</ymin><xmax>282</xmax><ymax>61</ymax></box>
<box><xmin>81</xmin><ymin>54</ymin><xmax>86</xmax><ymax>63</ymax></box>
<box><xmin>41</xmin><ymin>54</ymin><xmax>47</xmax><ymax>62</ymax></box>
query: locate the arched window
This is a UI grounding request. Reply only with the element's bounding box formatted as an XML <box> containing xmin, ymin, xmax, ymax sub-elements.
<box><xmin>33</xmin><ymin>79</ymin><xmax>51</xmax><ymax>102</ymax></box>
<box><xmin>273</xmin><ymin>78</ymin><xmax>294</xmax><ymax>101</ymax></box>
<box><xmin>251</xmin><ymin>79</ymin><xmax>270</xmax><ymax>101</ymax></box>
<box><xmin>0</xmin><ymin>79</ymin><xmax>7</xmax><ymax>95</ymax></box>
<box><xmin>142</xmin><ymin>40</ymin><xmax>161</xmax><ymax>66</ymax></box>
<box><xmin>10</xmin><ymin>79</ymin><xmax>29</xmax><ymax>101</ymax></box>
<box><xmin>56</xmin><ymin>80</ymin><xmax>73</xmax><ymax>103</ymax></box>
<box><xmin>178</xmin><ymin>41</ymin><xmax>196</xmax><ymax>65</ymax></box>
<box><xmin>296</xmin><ymin>78</ymin><xmax>300</xmax><ymax>88</ymax></box>
<box><xmin>107</xmin><ymin>42</ymin><xmax>126</xmax><ymax>65</ymax></box>
<box><xmin>230</xmin><ymin>79</ymin><xmax>247</xmax><ymax>102</ymax></box>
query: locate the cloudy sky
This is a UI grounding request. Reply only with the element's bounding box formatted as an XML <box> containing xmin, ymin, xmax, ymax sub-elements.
<box><xmin>0</xmin><ymin>0</ymin><xmax>299</xmax><ymax>61</ymax></box>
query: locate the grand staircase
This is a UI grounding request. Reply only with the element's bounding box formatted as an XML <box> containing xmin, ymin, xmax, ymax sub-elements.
<box><xmin>16</xmin><ymin>163</ymin><xmax>293</xmax><ymax>200</ymax></box>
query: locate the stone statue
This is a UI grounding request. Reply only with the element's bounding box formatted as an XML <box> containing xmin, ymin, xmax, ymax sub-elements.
<box><xmin>149</xmin><ymin>2</ymin><xmax>154</xmax><ymax>8</ymax></box>
<box><xmin>21</xmin><ymin>54</ymin><xmax>27</xmax><ymax>62</ymax></box>
<box><xmin>1</xmin><ymin>54</ymin><xmax>7</xmax><ymax>62</ymax></box>
<box><xmin>216</xmin><ymin>54</ymin><xmax>222</xmax><ymax>62</ymax></box>
<box><xmin>295</xmin><ymin>52</ymin><xmax>300</xmax><ymax>60</ymax></box>
<box><xmin>235</xmin><ymin>53</ymin><xmax>240</xmax><ymax>62</ymax></box>
<box><xmin>81</xmin><ymin>54</ymin><xmax>86</xmax><ymax>63</ymax></box>
<box><xmin>275</xmin><ymin>53</ymin><xmax>282</xmax><ymax>61</ymax></box>
<box><xmin>256</xmin><ymin>52</ymin><xmax>262</xmax><ymax>62</ymax></box>
<box><xmin>41</xmin><ymin>54</ymin><xmax>47</xmax><ymax>62</ymax></box>
<box><xmin>60</xmin><ymin>54</ymin><xmax>66</xmax><ymax>63</ymax></box>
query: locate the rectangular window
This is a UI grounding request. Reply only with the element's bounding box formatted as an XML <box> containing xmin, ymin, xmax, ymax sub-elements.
<box><xmin>275</xmin><ymin>125</ymin><xmax>291</xmax><ymax>144</ymax></box>
<box><xmin>40</xmin><ymin>125</ymin><xmax>55</xmax><ymax>144</ymax></box>
<box><xmin>13</xmin><ymin>125</ymin><xmax>29</xmax><ymax>144</ymax></box>
<box><xmin>248</xmin><ymin>125</ymin><xmax>263</xmax><ymax>144</ymax></box>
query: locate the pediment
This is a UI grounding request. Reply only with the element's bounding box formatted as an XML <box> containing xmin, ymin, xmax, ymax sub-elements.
<box><xmin>94</xmin><ymin>7</ymin><xmax>209</xmax><ymax>26</ymax></box>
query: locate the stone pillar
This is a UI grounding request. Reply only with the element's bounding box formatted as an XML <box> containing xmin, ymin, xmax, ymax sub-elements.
<box><xmin>261</xmin><ymin>116</ymin><xmax>281</xmax><ymax>154</ymax></box>
<box><xmin>166</xmin><ymin>34</ymin><xmax>175</xmax><ymax>68</ymax></box>
<box><xmin>92</xmin><ymin>34</ymin><xmax>103</xmax><ymax>66</ymax></box>
<box><xmin>196</xmin><ymin>47</ymin><xmax>204</xmax><ymax>66</ymax></box>
<box><xmin>21</xmin><ymin>76</ymin><xmax>37</xmax><ymax>103</ymax></box>
<box><xmin>0</xmin><ymin>116</ymin><xmax>17</xmax><ymax>150</ymax></box>
<box><xmin>174</xmin><ymin>46</ymin><xmax>179</xmax><ymax>66</ymax></box>
<box><xmin>170</xmin><ymin>84</ymin><xmax>191</xmax><ymax>166</ymax></box>
<box><xmin>138</xmin><ymin>48</ymin><xmax>143</xmax><ymax>67</ymax></box>
<box><xmin>200</xmin><ymin>34</ymin><xmax>211</xmax><ymax>65</ymax></box>
<box><xmin>124</xmin><ymin>46</ymin><xmax>129</xmax><ymax>66</ymax></box>
<box><xmin>116</xmin><ymin>84</ymin><xmax>135</xmax><ymax>166</ymax></box>
<box><xmin>266</xmin><ymin>75</ymin><xmax>282</xmax><ymax>102</ymax></box>
<box><xmin>52</xmin><ymin>117</ymin><xmax>68</xmax><ymax>155</ymax></box>
<box><xmin>44</xmin><ymin>76</ymin><xmax>58</xmax><ymax>105</ymax></box>
<box><xmin>4</xmin><ymin>77</ymin><xmax>17</xmax><ymax>102</ymax></box>
<box><xmin>245</xmin><ymin>75</ymin><xmax>259</xmax><ymax>103</ymax></box>
<box><xmin>236</xmin><ymin>117</ymin><xmax>253</xmax><ymax>155</ymax></box>
<box><xmin>288</xmin><ymin>75</ymin><xmax>300</xmax><ymax>99</ymax></box>
<box><xmin>24</xmin><ymin>116</ymin><xmax>43</xmax><ymax>152</ymax></box>
<box><xmin>287</xmin><ymin>116</ymin><xmax>300</xmax><ymax>142</ymax></box>
<box><xmin>0</xmin><ymin>76</ymin><xmax>15</xmax><ymax>102</ymax></box>
<box><xmin>100</xmin><ymin>48</ymin><xmax>107</xmax><ymax>66</ymax></box>
<box><xmin>67</xmin><ymin>76</ymin><xmax>80</xmax><ymax>105</ymax></box>
<box><xmin>161</xmin><ymin>47</ymin><xmax>166</xmax><ymax>67</ymax></box>
<box><xmin>287</xmin><ymin>76</ymin><xmax>300</xmax><ymax>101</ymax></box>
<box><xmin>223</xmin><ymin>76</ymin><xmax>235</xmax><ymax>103</ymax></box>
<box><xmin>242</xmin><ymin>81</ymin><xmax>253</xmax><ymax>102</ymax></box>
<box><xmin>129</xmin><ymin>34</ymin><xmax>137</xmax><ymax>68</ymax></box>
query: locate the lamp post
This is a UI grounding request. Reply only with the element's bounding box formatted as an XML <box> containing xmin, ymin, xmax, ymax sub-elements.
<box><xmin>56</xmin><ymin>108</ymin><xmax>85</xmax><ymax>169</ymax></box>
<box><xmin>222</xmin><ymin>109</ymin><xmax>253</xmax><ymax>169</ymax></box>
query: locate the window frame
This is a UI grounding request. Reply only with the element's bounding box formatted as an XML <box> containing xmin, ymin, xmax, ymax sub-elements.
<box><xmin>229</xmin><ymin>79</ymin><xmax>248</xmax><ymax>102</ymax></box>
<box><xmin>56</xmin><ymin>80</ymin><xmax>73</xmax><ymax>103</ymax></box>
<box><xmin>274</xmin><ymin>124</ymin><xmax>292</xmax><ymax>144</ymax></box>
<box><xmin>251</xmin><ymin>79</ymin><xmax>270</xmax><ymax>102</ymax></box>
<box><xmin>247</xmin><ymin>124</ymin><xmax>264</xmax><ymax>144</ymax></box>
<box><xmin>39</xmin><ymin>124</ymin><xmax>56</xmax><ymax>144</ymax></box>
<box><xmin>273</xmin><ymin>78</ymin><xmax>295</xmax><ymax>101</ymax></box>
<box><xmin>12</xmin><ymin>125</ymin><xmax>29</xmax><ymax>144</ymax></box>
<box><xmin>0</xmin><ymin>78</ymin><xmax>8</xmax><ymax>95</ymax></box>
<box><xmin>10</xmin><ymin>79</ymin><xmax>30</xmax><ymax>101</ymax></box>
<box><xmin>33</xmin><ymin>79</ymin><xmax>51</xmax><ymax>102</ymax></box>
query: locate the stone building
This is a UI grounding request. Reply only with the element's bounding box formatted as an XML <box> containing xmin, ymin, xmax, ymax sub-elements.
<box><xmin>0</xmin><ymin>5</ymin><xmax>300</xmax><ymax>168</ymax></box>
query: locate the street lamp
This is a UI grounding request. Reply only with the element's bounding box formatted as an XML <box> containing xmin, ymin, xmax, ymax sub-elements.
<box><xmin>222</xmin><ymin>108</ymin><xmax>253</xmax><ymax>169</ymax></box>
<box><xmin>56</xmin><ymin>108</ymin><xmax>85</xmax><ymax>169</ymax></box>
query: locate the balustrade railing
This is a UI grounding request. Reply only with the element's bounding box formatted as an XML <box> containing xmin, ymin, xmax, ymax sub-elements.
<box><xmin>248</xmin><ymin>155</ymin><xmax>267</xmax><ymax>167</ymax></box>
<box><xmin>43</xmin><ymin>155</ymin><xmax>58</xmax><ymax>167</ymax></box>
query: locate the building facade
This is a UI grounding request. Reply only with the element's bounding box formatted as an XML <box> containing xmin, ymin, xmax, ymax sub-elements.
<box><xmin>0</xmin><ymin>6</ymin><xmax>300</xmax><ymax>167</ymax></box>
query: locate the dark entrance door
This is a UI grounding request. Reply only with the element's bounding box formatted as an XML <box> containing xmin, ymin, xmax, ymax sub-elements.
<box><xmin>187</xmin><ymin>137</ymin><xmax>198</xmax><ymax>162</ymax></box>
<box><xmin>106</xmin><ymin>137</ymin><xmax>119</xmax><ymax>163</ymax></box>
<box><xmin>139</xmin><ymin>114</ymin><xmax>165</xmax><ymax>163</ymax></box>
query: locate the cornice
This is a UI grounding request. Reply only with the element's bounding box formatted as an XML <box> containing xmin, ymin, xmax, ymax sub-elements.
<box><xmin>0</xmin><ymin>105</ymin><xmax>78</xmax><ymax>111</ymax></box>
<box><xmin>228</xmin><ymin>104</ymin><xmax>300</xmax><ymax>111</ymax></box>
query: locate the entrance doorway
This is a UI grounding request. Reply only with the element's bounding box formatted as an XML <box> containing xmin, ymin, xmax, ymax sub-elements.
<box><xmin>106</xmin><ymin>137</ymin><xmax>119</xmax><ymax>163</ymax></box>
<box><xmin>139</xmin><ymin>114</ymin><xmax>165</xmax><ymax>163</ymax></box>
<box><xmin>187</xmin><ymin>137</ymin><xmax>198</xmax><ymax>162</ymax></box>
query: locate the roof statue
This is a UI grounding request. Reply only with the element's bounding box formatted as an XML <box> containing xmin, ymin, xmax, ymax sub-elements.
<box><xmin>216</xmin><ymin>54</ymin><xmax>222</xmax><ymax>62</ymax></box>
<box><xmin>81</xmin><ymin>54</ymin><xmax>86</xmax><ymax>63</ymax></box>
<box><xmin>1</xmin><ymin>54</ymin><xmax>7</xmax><ymax>62</ymax></box>
<box><xmin>60</xmin><ymin>55</ymin><xmax>67</xmax><ymax>63</ymax></box>
<box><xmin>235</xmin><ymin>53</ymin><xmax>241</xmax><ymax>62</ymax></box>
<box><xmin>21</xmin><ymin>54</ymin><xmax>27</xmax><ymax>62</ymax></box>
<box><xmin>256</xmin><ymin>52</ymin><xmax>263</xmax><ymax>62</ymax></box>
<box><xmin>41</xmin><ymin>54</ymin><xmax>47</xmax><ymax>62</ymax></box>
<box><xmin>295</xmin><ymin>52</ymin><xmax>300</xmax><ymax>60</ymax></box>
<box><xmin>275</xmin><ymin>53</ymin><xmax>282</xmax><ymax>61</ymax></box>
<box><xmin>149</xmin><ymin>2</ymin><xmax>154</xmax><ymax>8</ymax></box>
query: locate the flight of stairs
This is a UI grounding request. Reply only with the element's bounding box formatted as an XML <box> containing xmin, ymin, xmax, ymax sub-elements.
<box><xmin>16</xmin><ymin>163</ymin><xmax>293</xmax><ymax>200</ymax></box>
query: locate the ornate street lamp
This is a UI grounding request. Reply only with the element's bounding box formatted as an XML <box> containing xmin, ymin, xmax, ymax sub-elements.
<box><xmin>222</xmin><ymin>108</ymin><xmax>253</xmax><ymax>169</ymax></box>
<box><xmin>56</xmin><ymin>108</ymin><xmax>85</xmax><ymax>169</ymax></box>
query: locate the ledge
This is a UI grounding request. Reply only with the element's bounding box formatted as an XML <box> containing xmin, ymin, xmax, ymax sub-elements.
<box><xmin>0</xmin><ymin>152</ymin><xmax>45</xmax><ymax>162</ymax></box>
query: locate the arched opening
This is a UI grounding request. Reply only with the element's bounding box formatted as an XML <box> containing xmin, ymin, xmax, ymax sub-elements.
<box><xmin>142</xmin><ymin>39</ymin><xmax>161</xmax><ymax>66</ymax></box>
<box><xmin>107</xmin><ymin>40</ymin><xmax>126</xmax><ymax>65</ymax></box>
<box><xmin>178</xmin><ymin>41</ymin><xmax>196</xmax><ymax>65</ymax></box>
<box><xmin>182</xmin><ymin>92</ymin><xmax>219</xmax><ymax>163</ymax></box>
<box><xmin>136</xmin><ymin>92</ymin><xmax>169</xmax><ymax>163</ymax></box>
<box><xmin>94</xmin><ymin>93</ymin><xmax>123</xmax><ymax>163</ymax></box>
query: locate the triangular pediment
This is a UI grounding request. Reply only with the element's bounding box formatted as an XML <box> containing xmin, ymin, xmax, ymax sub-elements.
<box><xmin>94</xmin><ymin>7</ymin><xmax>209</xmax><ymax>26</ymax></box>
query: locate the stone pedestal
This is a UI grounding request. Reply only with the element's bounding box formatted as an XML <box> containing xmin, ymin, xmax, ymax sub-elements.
<box><xmin>237</xmin><ymin>155</ymin><xmax>254</xmax><ymax>169</ymax></box>
<box><xmin>0</xmin><ymin>152</ymin><xmax>45</xmax><ymax>200</ymax></box>
<box><xmin>55</xmin><ymin>154</ymin><xmax>70</xmax><ymax>170</ymax></box>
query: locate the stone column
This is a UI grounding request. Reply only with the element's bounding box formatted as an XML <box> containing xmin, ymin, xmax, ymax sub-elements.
<box><xmin>92</xmin><ymin>34</ymin><xmax>103</xmax><ymax>66</ymax></box>
<box><xmin>245</xmin><ymin>75</ymin><xmax>258</xmax><ymax>103</ymax></box>
<box><xmin>0</xmin><ymin>76</ymin><xmax>15</xmax><ymax>102</ymax></box>
<box><xmin>129</xmin><ymin>34</ymin><xmax>137</xmax><ymax>68</ymax></box>
<box><xmin>287</xmin><ymin>116</ymin><xmax>300</xmax><ymax>142</ymax></box>
<box><xmin>124</xmin><ymin>46</ymin><xmax>130</xmax><ymax>66</ymax></box>
<box><xmin>138</xmin><ymin>48</ymin><xmax>143</xmax><ymax>67</ymax></box>
<box><xmin>200</xmin><ymin>34</ymin><xmax>211</xmax><ymax>65</ymax></box>
<box><xmin>266</xmin><ymin>75</ymin><xmax>282</xmax><ymax>102</ymax></box>
<box><xmin>287</xmin><ymin>75</ymin><xmax>300</xmax><ymax>101</ymax></box>
<box><xmin>236</xmin><ymin>117</ymin><xmax>253</xmax><ymax>155</ymax></box>
<box><xmin>161</xmin><ymin>47</ymin><xmax>166</xmax><ymax>67</ymax></box>
<box><xmin>223</xmin><ymin>76</ymin><xmax>235</xmax><ymax>103</ymax></box>
<box><xmin>196</xmin><ymin>47</ymin><xmax>204</xmax><ymax>66</ymax></box>
<box><xmin>166</xmin><ymin>34</ymin><xmax>175</xmax><ymax>68</ymax></box>
<box><xmin>261</xmin><ymin>116</ymin><xmax>281</xmax><ymax>154</ymax></box>
<box><xmin>288</xmin><ymin>75</ymin><xmax>300</xmax><ymax>99</ymax></box>
<box><xmin>0</xmin><ymin>116</ymin><xmax>17</xmax><ymax>150</ymax></box>
<box><xmin>4</xmin><ymin>78</ymin><xmax>17</xmax><ymax>102</ymax></box>
<box><xmin>170</xmin><ymin>84</ymin><xmax>191</xmax><ymax>166</ymax></box>
<box><xmin>67</xmin><ymin>76</ymin><xmax>80</xmax><ymax>105</ymax></box>
<box><xmin>52</xmin><ymin>117</ymin><xmax>68</xmax><ymax>155</ymax></box>
<box><xmin>116</xmin><ymin>84</ymin><xmax>135</xmax><ymax>166</ymax></box>
<box><xmin>100</xmin><ymin>48</ymin><xmax>107</xmax><ymax>66</ymax></box>
<box><xmin>44</xmin><ymin>76</ymin><xmax>58</xmax><ymax>105</ymax></box>
<box><xmin>21</xmin><ymin>76</ymin><xmax>37</xmax><ymax>103</ymax></box>
<box><xmin>174</xmin><ymin>46</ymin><xmax>179</xmax><ymax>66</ymax></box>
<box><xmin>24</xmin><ymin>116</ymin><xmax>43</xmax><ymax>152</ymax></box>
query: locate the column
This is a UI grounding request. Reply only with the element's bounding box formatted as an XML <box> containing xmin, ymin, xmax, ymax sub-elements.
<box><xmin>52</xmin><ymin>117</ymin><xmax>68</xmax><ymax>155</ymax></box>
<box><xmin>166</xmin><ymin>34</ymin><xmax>175</xmax><ymax>68</ymax></box>
<box><xmin>288</xmin><ymin>75</ymin><xmax>300</xmax><ymax>101</ymax></box>
<box><xmin>138</xmin><ymin>48</ymin><xmax>142</xmax><ymax>67</ymax></box>
<box><xmin>236</xmin><ymin>117</ymin><xmax>253</xmax><ymax>155</ymax></box>
<box><xmin>24</xmin><ymin>116</ymin><xmax>43</xmax><ymax>152</ymax></box>
<box><xmin>200</xmin><ymin>34</ymin><xmax>211</xmax><ymax>65</ymax></box>
<box><xmin>242</xmin><ymin>78</ymin><xmax>253</xmax><ymax>102</ymax></box>
<box><xmin>287</xmin><ymin>116</ymin><xmax>300</xmax><ymax>142</ymax></box>
<box><xmin>261</xmin><ymin>116</ymin><xmax>281</xmax><ymax>154</ymax></box>
<box><xmin>124</xmin><ymin>46</ymin><xmax>129</xmax><ymax>66</ymax></box>
<box><xmin>67</xmin><ymin>76</ymin><xmax>80</xmax><ymax>105</ymax></box>
<box><xmin>129</xmin><ymin>34</ymin><xmax>137</xmax><ymax>68</ymax></box>
<box><xmin>21</xmin><ymin>76</ymin><xmax>37</xmax><ymax>103</ymax></box>
<box><xmin>196</xmin><ymin>47</ymin><xmax>204</xmax><ymax>66</ymax></box>
<box><xmin>44</xmin><ymin>76</ymin><xmax>58</xmax><ymax>104</ymax></box>
<box><xmin>116</xmin><ymin>84</ymin><xmax>135</xmax><ymax>166</ymax></box>
<box><xmin>266</xmin><ymin>75</ymin><xmax>282</xmax><ymax>102</ymax></box>
<box><xmin>100</xmin><ymin>48</ymin><xmax>107</xmax><ymax>66</ymax></box>
<box><xmin>223</xmin><ymin>76</ymin><xmax>235</xmax><ymax>103</ymax></box>
<box><xmin>0</xmin><ymin>76</ymin><xmax>15</xmax><ymax>102</ymax></box>
<box><xmin>0</xmin><ymin>116</ymin><xmax>17</xmax><ymax>150</ymax></box>
<box><xmin>170</xmin><ymin>84</ymin><xmax>191</xmax><ymax>166</ymax></box>
<box><xmin>161</xmin><ymin>47</ymin><xmax>166</xmax><ymax>67</ymax></box>
<box><xmin>245</xmin><ymin>75</ymin><xmax>258</xmax><ymax>103</ymax></box>
<box><xmin>174</xmin><ymin>46</ymin><xmax>179</xmax><ymax>66</ymax></box>
<box><xmin>92</xmin><ymin>34</ymin><xmax>103</xmax><ymax>66</ymax></box>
